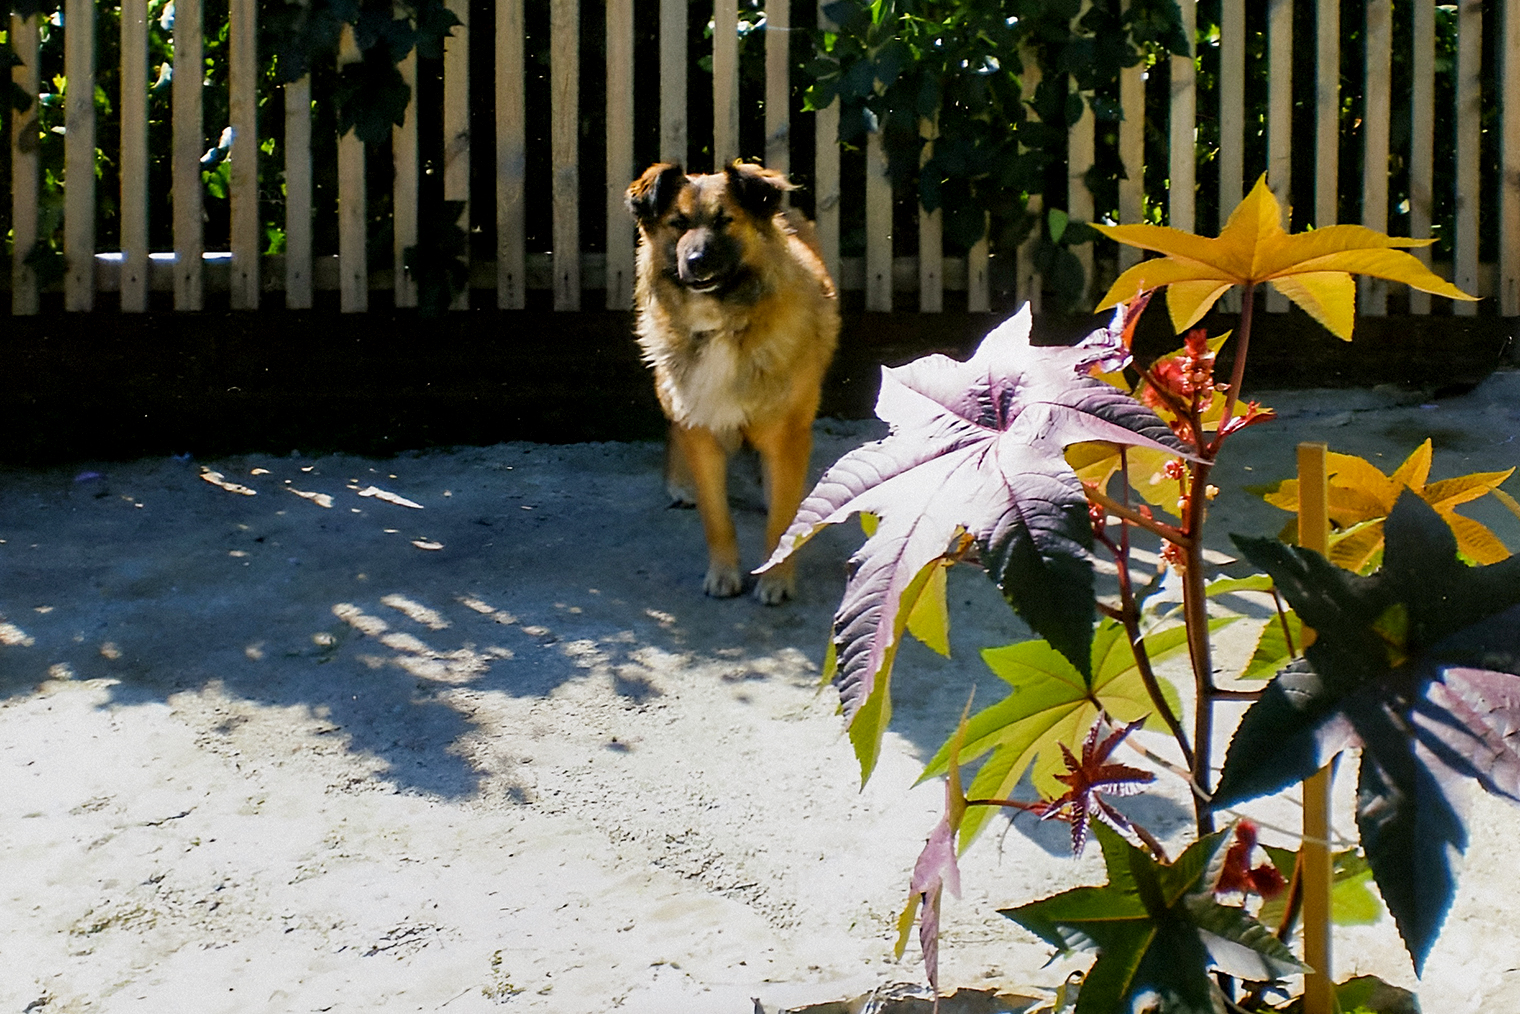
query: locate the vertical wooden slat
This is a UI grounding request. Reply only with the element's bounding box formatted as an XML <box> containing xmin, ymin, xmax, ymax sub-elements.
<box><xmin>1314</xmin><ymin>0</ymin><xmax>1338</xmax><ymax>229</ymax></box>
<box><xmin>284</xmin><ymin>76</ymin><xmax>313</xmax><ymax>308</ymax></box>
<box><xmin>1360</xmin><ymin>0</ymin><xmax>1392</xmax><ymax>316</ymax></box>
<box><xmin>229</xmin><ymin>0</ymin><xmax>259</xmax><ymax>309</ymax></box>
<box><xmin>498</xmin><ymin>0</ymin><xmax>526</xmax><ymax>309</ymax></box>
<box><xmin>1265</xmin><ymin>0</ymin><xmax>1292</xmax><ymax>312</ymax></box>
<box><xmin>64</xmin><ymin>0</ymin><xmax>95</xmax><ymax>311</ymax></box>
<box><xmin>918</xmin><ymin>117</ymin><xmax>941</xmax><ymax>313</ymax></box>
<box><xmin>1017</xmin><ymin>50</ymin><xmax>1042</xmax><ymax>312</ymax></box>
<box><xmin>1068</xmin><ymin>4</ymin><xmax>1094</xmax><ymax>306</ymax></box>
<box><xmin>966</xmin><ymin>223</ymin><xmax>989</xmax><ymax>313</ymax></box>
<box><xmin>120</xmin><ymin>0</ymin><xmax>149</xmax><ymax>312</ymax></box>
<box><xmin>813</xmin><ymin>3</ymin><xmax>841</xmax><ymax>286</ymax></box>
<box><xmin>337</xmin><ymin>27</ymin><xmax>367</xmax><ymax>312</ymax></box>
<box><xmin>1453</xmin><ymin>0</ymin><xmax>1481</xmax><ymax>314</ymax></box>
<box><xmin>1118</xmin><ymin>0</ymin><xmax>1144</xmax><ymax>275</ymax></box>
<box><xmin>1502</xmin><ymin>0</ymin><xmax>1520</xmax><ymax>316</ymax></box>
<box><xmin>551</xmin><ymin>0</ymin><xmax>580</xmax><ymax>310</ymax></box>
<box><xmin>713</xmin><ymin>2</ymin><xmax>738</xmax><ymax>167</ymax></box>
<box><xmin>1409</xmin><ymin>0</ymin><xmax>1435</xmax><ymax>315</ymax></box>
<box><xmin>9</xmin><ymin>13</ymin><xmax>39</xmax><ymax>315</ymax></box>
<box><xmin>394</xmin><ymin>43</ymin><xmax>419</xmax><ymax>308</ymax></box>
<box><xmin>172</xmin><ymin>0</ymin><xmax>203</xmax><ymax>310</ymax></box>
<box><xmin>865</xmin><ymin>131</ymin><xmax>891</xmax><ymax>311</ymax></box>
<box><xmin>1218</xmin><ymin>0</ymin><xmax>1244</xmax><ymax>311</ymax></box>
<box><xmin>605</xmin><ymin>0</ymin><xmax>634</xmax><ymax>309</ymax></box>
<box><xmin>660</xmin><ymin>0</ymin><xmax>686</xmax><ymax>164</ymax></box>
<box><xmin>1169</xmin><ymin>0</ymin><xmax>1196</xmax><ymax>233</ymax></box>
<box><xmin>444</xmin><ymin>0</ymin><xmax>470</xmax><ymax>309</ymax></box>
<box><xmin>764</xmin><ymin>0</ymin><xmax>789</xmax><ymax>175</ymax></box>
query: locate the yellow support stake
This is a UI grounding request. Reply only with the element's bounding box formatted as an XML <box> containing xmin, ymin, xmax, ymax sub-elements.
<box><xmin>1296</xmin><ymin>442</ymin><xmax>1333</xmax><ymax>1014</ymax></box>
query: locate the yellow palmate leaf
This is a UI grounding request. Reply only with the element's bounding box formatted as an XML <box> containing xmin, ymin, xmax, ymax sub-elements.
<box><xmin>1094</xmin><ymin>175</ymin><xmax>1478</xmax><ymax>339</ymax></box>
<box><xmin>1442</xmin><ymin>512</ymin><xmax>1513</xmax><ymax>565</ymax></box>
<box><xmin>1268</xmin><ymin>271</ymin><xmax>1357</xmax><ymax>340</ymax></box>
<box><xmin>1389</xmin><ymin>439</ymin><xmax>1434</xmax><ymax>491</ymax></box>
<box><xmin>1424</xmin><ymin>468</ymin><xmax>1516</xmax><ymax>511</ymax></box>
<box><xmin>1165</xmin><ymin>279</ymin><xmax>1238</xmax><ymax>333</ymax></box>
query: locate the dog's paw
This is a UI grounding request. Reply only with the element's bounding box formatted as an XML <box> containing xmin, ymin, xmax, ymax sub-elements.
<box><xmin>703</xmin><ymin>563</ymin><xmax>744</xmax><ymax>598</ymax></box>
<box><xmin>666</xmin><ymin>478</ymin><xmax>698</xmax><ymax>508</ymax></box>
<box><xmin>754</xmin><ymin>570</ymin><xmax>794</xmax><ymax>606</ymax></box>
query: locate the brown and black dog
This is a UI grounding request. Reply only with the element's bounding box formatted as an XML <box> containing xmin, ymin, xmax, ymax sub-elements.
<box><xmin>626</xmin><ymin>161</ymin><xmax>840</xmax><ymax>604</ymax></box>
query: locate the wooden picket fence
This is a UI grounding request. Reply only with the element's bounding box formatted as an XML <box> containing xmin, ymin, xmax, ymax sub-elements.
<box><xmin>6</xmin><ymin>0</ymin><xmax>1519</xmax><ymax>317</ymax></box>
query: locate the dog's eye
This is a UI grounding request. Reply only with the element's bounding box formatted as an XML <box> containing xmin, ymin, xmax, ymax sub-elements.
<box><xmin>668</xmin><ymin>215</ymin><xmax>691</xmax><ymax>231</ymax></box>
<box><xmin>712</xmin><ymin>211</ymin><xmax>732</xmax><ymax>228</ymax></box>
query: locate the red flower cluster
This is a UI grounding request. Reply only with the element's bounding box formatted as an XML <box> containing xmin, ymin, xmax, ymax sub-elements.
<box><xmin>1214</xmin><ymin>819</ymin><xmax>1287</xmax><ymax>899</ymax></box>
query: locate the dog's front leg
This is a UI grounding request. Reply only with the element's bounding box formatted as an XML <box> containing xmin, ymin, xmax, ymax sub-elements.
<box><xmin>747</xmin><ymin>412</ymin><xmax>813</xmax><ymax>605</ymax></box>
<box><xmin>669</xmin><ymin>422</ymin><xmax>742</xmax><ymax>597</ymax></box>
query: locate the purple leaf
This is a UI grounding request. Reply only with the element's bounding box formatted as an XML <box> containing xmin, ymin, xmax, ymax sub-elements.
<box><xmin>761</xmin><ymin>307</ymin><xmax>1193</xmax><ymax>748</ymax></box>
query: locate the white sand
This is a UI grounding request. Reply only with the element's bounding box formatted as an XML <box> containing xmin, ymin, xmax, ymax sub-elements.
<box><xmin>2</xmin><ymin>371</ymin><xmax>1518</xmax><ymax>1013</ymax></box>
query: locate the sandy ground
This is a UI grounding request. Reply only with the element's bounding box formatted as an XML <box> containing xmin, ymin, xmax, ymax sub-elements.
<box><xmin>2</xmin><ymin>368</ymin><xmax>1519</xmax><ymax>1014</ymax></box>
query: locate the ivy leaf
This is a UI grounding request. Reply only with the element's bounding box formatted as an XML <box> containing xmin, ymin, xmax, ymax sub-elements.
<box><xmin>1002</xmin><ymin>824</ymin><xmax>1306</xmax><ymax>1014</ymax></box>
<box><xmin>919</xmin><ymin>617</ymin><xmax>1204</xmax><ymax>848</ymax></box>
<box><xmin>1092</xmin><ymin>174</ymin><xmax>1477</xmax><ymax>340</ymax></box>
<box><xmin>1215</xmin><ymin>491</ymin><xmax>1520</xmax><ymax>971</ymax></box>
<box><xmin>1258</xmin><ymin>440</ymin><xmax>1514</xmax><ymax>571</ymax></box>
<box><xmin>761</xmin><ymin>307</ymin><xmax>1193</xmax><ymax>781</ymax></box>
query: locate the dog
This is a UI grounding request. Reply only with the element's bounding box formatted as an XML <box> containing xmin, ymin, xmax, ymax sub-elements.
<box><xmin>626</xmin><ymin>161</ymin><xmax>840</xmax><ymax>604</ymax></box>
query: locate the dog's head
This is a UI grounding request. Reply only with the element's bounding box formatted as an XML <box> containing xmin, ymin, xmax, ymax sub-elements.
<box><xmin>626</xmin><ymin>162</ymin><xmax>796</xmax><ymax>294</ymax></box>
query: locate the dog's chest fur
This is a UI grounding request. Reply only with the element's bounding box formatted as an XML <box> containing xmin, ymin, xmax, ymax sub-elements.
<box><xmin>643</xmin><ymin>296</ymin><xmax>770</xmax><ymax>433</ymax></box>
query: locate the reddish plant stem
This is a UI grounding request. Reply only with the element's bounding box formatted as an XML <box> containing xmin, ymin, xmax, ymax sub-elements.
<box><xmin>1086</xmin><ymin>488</ymin><xmax>1192</xmax><ymax>547</ymax></box>
<box><xmin>1271</xmin><ymin>586</ymin><xmax>1298</xmax><ymax>658</ymax></box>
<box><xmin>1212</xmin><ymin>283</ymin><xmax>1257</xmax><ymax>454</ymax></box>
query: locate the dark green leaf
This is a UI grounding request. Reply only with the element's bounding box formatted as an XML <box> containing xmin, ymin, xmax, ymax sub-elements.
<box><xmin>1218</xmin><ymin>491</ymin><xmax>1520</xmax><ymax>972</ymax></box>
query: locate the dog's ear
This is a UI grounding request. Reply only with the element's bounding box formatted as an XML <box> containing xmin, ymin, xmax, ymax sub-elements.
<box><xmin>724</xmin><ymin>162</ymin><xmax>795</xmax><ymax>220</ymax></box>
<box><xmin>626</xmin><ymin>163</ymin><xmax>687</xmax><ymax>223</ymax></box>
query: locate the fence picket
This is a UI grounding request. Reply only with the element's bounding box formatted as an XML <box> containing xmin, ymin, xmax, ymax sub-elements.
<box><xmin>337</xmin><ymin>27</ymin><xmax>367</xmax><ymax>312</ymax></box>
<box><xmin>1453</xmin><ymin>0</ymin><xmax>1481</xmax><ymax>315</ymax></box>
<box><xmin>229</xmin><ymin>0</ymin><xmax>259</xmax><ymax>309</ymax></box>
<box><xmin>1068</xmin><ymin>4</ymin><xmax>1094</xmax><ymax>304</ymax></box>
<box><xmin>1361</xmin><ymin>0</ymin><xmax>1392</xmax><ymax>315</ymax></box>
<box><xmin>813</xmin><ymin>4</ymin><xmax>841</xmax><ymax>286</ymax></box>
<box><xmin>64</xmin><ymin>0</ymin><xmax>95</xmax><ymax>311</ymax></box>
<box><xmin>660</xmin><ymin>0</ymin><xmax>686</xmax><ymax>164</ymax></box>
<box><xmin>9</xmin><ymin>13</ymin><xmax>38</xmax><ymax>315</ymax></box>
<box><xmin>713</xmin><ymin>3</ymin><xmax>738</xmax><ymax>168</ymax></box>
<box><xmin>1017</xmin><ymin>50</ymin><xmax>1042</xmax><ymax>312</ymax></box>
<box><xmin>605</xmin><ymin>0</ymin><xmax>634</xmax><ymax>309</ymax></box>
<box><xmin>551</xmin><ymin>0</ymin><xmax>580</xmax><ymax>311</ymax></box>
<box><xmin>1265</xmin><ymin>0</ymin><xmax>1291</xmax><ymax>312</ymax></box>
<box><xmin>1409</xmin><ymin>0</ymin><xmax>1435</xmax><ymax>314</ymax></box>
<box><xmin>444</xmin><ymin>0</ymin><xmax>470</xmax><ymax>309</ymax></box>
<box><xmin>1314</xmin><ymin>0</ymin><xmax>1338</xmax><ymax>228</ymax></box>
<box><xmin>967</xmin><ymin>225</ymin><xmax>989</xmax><ymax>313</ymax></box>
<box><xmin>1118</xmin><ymin>0</ymin><xmax>1143</xmax><ymax>274</ymax></box>
<box><xmin>1503</xmin><ymin>0</ymin><xmax>1520</xmax><ymax>316</ymax></box>
<box><xmin>284</xmin><ymin>76</ymin><xmax>313</xmax><ymax>309</ymax></box>
<box><xmin>173</xmin><ymin>0</ymin><xmax>203</xmax><ymax>310</ymax></box>
<box><xmin>395</xmin><ymin>44</ymin><xmax>419</xmax><ymax>308</ymax></box>
<box><xmin>1169</xmin><ymin>0</ymin><xmax>1195</xmax><ymax>232</ymax></box>
<box><xmin>765</xmin><ymin>1</ymin><xmax>789</xmax><ymax>176</ymax></box>
<box><xmin>120</xmin><ymin>0</ymin><xmax>149</xmax><ymax>311</ymax></box>
<box><xmin>918</xmin><ymin>117</ymin><xmax>942</xmax><ymax>313</ymax></box>
<box><xmin>1217</xmin><ymin>0</ymin><xmax>1243</xmax><ymax>310</ymax></box>
<box><xmin>498</xmin><ymin>0</ymin><xmax>526</xmax><ymax>309</ymax></box>
<box><xmin>865</xmin><ymin>131</ymin><xmax>891</xmax><ymax>311</ymax></box>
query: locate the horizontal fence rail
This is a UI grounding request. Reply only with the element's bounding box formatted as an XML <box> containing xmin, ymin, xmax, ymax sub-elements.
<box><xmin>4</xmin><ymin>0</ymin><xmax>1519</xmax><ymax>317</ymax></box>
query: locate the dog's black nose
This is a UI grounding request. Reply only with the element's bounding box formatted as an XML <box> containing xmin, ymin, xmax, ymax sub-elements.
<box><xmin>684</xmin><ymin>248</ymin><xmax>711</xmax><ymax>275</ymax></box>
